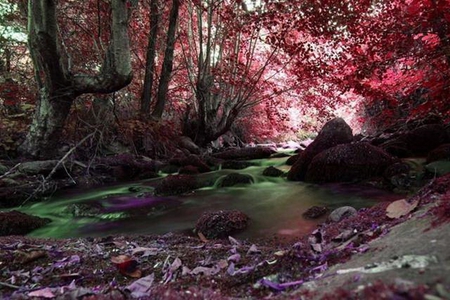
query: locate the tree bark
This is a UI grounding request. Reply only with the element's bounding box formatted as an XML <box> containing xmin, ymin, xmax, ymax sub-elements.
<box><xmin>140</xmin><ymin>0</ymin><xmax>159</xmax><ymax>114</ymax></box>
<box><xmin>20</xmin><ymin>0</ymin><xmax>132</xmax><ymax>158</ymax></box>
<box><xmin>152</xmin><ymin>0</ymin><xmax>180</xmax><ymax>119</ymax></box>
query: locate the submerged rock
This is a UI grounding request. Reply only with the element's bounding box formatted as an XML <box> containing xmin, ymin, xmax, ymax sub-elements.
<box><xmin>305</xmin><ymin>142</ymin><xmax>395</xmax><ymax>183</ymax></box>
<box><xmin>328</xmin><ymin>206</ymin><xmax>357</xmax><ymax>222</ymax></box>
<box><xmin>288</xmin><ymin>118</ymin><xmax>353</xmax><ymax>181</ymax></box>
<box><xmin>154</xmin><ymin>174</ymin><xmax>202</xmax><ymax>196</ymax></box>
<box><xmin>218</xmin><ymin>173</ymin><xmax>253</xmax><ymax>187</ymax></box>
<box><xmin>194</xmin><ymin>210</ymin><xmax>249</xmax><ymax>239</ymax></box>
<box><xmin>262</xmin><ymin>166</ymin><xmax>284</xmax><ymax>177</ymax></box>
<box><xmin>0</xmin><ymin>210</ymin><xmax>51</xmax><ymax>236</ymax></box>
<box><xmin>64</xmin><ymin>202</ymin><xmax>104</xmax><ymax>217</ymax></box>
<box><xmin>303</xmin><ymin>206</ymin><xmax>328</xmax><ymax>219</ymax></box>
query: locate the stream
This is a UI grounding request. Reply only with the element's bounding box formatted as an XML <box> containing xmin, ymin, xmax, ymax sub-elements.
<box><xmin>16</xmin><ymin>155</ymin><xmax>402</xmax><ymax>241</ymax></box>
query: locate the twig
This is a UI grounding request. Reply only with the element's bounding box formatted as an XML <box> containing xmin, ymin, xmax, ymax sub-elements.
<box><xmin>0</xmin><ymin>163</ymin><xmax>21</xmax><ymax>179</ymax></box>
<box><xmin>0</xmin><ymin>281</ymin><xmax>20</xmax><ymax>289</ymax></box>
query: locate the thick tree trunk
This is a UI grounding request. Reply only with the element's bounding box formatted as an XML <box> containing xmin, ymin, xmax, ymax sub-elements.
<box><xmin>140</xmin><ymin>0</ymin><xmax>159</xmax><ymax>114</ymax></box>
<box><xmin>152</xmin><ymin>0</ymin><xmax>180</xmax><ymax>119</ymax></box>
<box><xmin>20</xmin><ymin>0</ymin><xmax>132</xmax><ymax>158</ymax></box>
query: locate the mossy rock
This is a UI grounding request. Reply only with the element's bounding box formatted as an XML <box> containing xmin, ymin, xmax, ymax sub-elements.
<box><xmin>194</xmin><ymin>210</ymin><xmax>249</xmax><ymax>239</ymax></box>
<box><xmin>0</xmin><ymin>211</ymin><xmax>51</xmax><ymax>236</ymax></box>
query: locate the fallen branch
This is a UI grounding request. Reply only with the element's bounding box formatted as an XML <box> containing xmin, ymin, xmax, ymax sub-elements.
<box><xmin>20</xmin><ymin>131</ymin><xmax>97</xmax><ymax>207</ymax></box>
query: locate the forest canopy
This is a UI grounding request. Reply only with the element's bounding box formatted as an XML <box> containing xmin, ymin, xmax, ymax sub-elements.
<box><xmin>0</xmin><ymin>0</ymin><xmax>449</xmax><ymax>158</ymax></box>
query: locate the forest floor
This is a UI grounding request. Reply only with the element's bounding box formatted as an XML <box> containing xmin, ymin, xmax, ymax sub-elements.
<box><xmin>1</xmin><ymin>174</ymin><xmax>449</xmax><ymax>299</ymax></box>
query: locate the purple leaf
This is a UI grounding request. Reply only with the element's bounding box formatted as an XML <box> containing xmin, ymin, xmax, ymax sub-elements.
<box><xmin>247</xmin><ymin>244</ymin><xmax>261</xmax><ymax>255</ymax></box>
<box><xmin>227</xmin><ymin>253</ymin><xmax>241</xmax><ymax>262</ymax></box>
<box><xmin>125</xmin><ymin>273</ymin><xmax>155</xmax><ymax>298</ymax></box>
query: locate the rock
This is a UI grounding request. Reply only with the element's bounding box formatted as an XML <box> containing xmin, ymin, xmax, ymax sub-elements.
<box><xmin>270</xmin><ymin>152</ymin><xmax>290</xmax><ymax>158</ymax></box>
<box><xmin>178</xmin><ymin>136</ymin><xmax>201</xmax><ymax>154</ymax></box>
<box><xmin>0</xmin><ymin>210</ymin><xmax>51</xmax><ymax>236</ymax></box>
<box><xmin>303</xmin><ymin>206</ymin><xmax>328</xmax><ymax>219</ymax></box>
<box><xmin>64</xmin><ymin>203</ymin><xmax>104</xmax><ymax>217</ymax></box>
<box><xmin>212</xmin><ymin>147</ymin><xmax>276</xmax><ymax>160</ymax></box>
<box><xmin>262</xmin><ymin>166</ymin><xmax>284</xmax><ymax>177</ymax></box>
<box><xmin>170</xmin><ymin>154</ymin><xmax>211</xmax><ymax>173</ymax></box>
<box><xmin>328</xmin><ymin>206</ymin><xmax>357</xmax><ymax>222</ymax></box>
<box><xmin>19</xmin><ymin>160</ymin><xmax>63</xmax><ymax>176</ymax></box>
<box><xmin>406</xmin><ymin>124</ymin><xmax>449</xmax><ymax>156</ymax></box>
<box><xmin>0</xmin><ymin>163</ymin><xmax>8</xmax><ymax>175</ymax></box>
<box><xmin>288</xmin><ymin>118</ymin><xmax>353</xmax><ymax>181</ymax></box>
<box><xmin>427</xmin><ymin>144</ymin><xmax>450</xmax><ymax>163</ymax></box>
<box><xmin>179</xmin><ymin>165</ymin><xmax>200</xmax><ymax>175</ymax></box>
<box><xmin>218</xmin><ymin>173</ymin><xmax>253</xmax><ymax>187</ymax></box>
<box><xmin>160</xmin><ymin>164</ymin><xmax>180</xmax><ymax>174</ymax></box>
<box><xmin>305</xmin><ymin>142</ymin><xmax>396</xmax><ymax>183</ymax></box>
<box><xmin>96</xmin><ymin>154</ymin><xmax>159</xmax><ymax>181</ymax></box>
<box><xmin>381</xmin><ymin>124</ymin><xmax>449</xmax><ymax>157</ymax></box>
<box><xmin>154</xmin><ymin>175</ymin><xmax>202</xmax><ymax>196</ymax></box>
<box><xmin>194</xmin><ymin>210</ymin><xmax>249</xmax><ymax>239</ymax></box>
<box><xmin>286</xmin><ymin>154</ymin><xmax>300</xmax><ymax>166</ymax></box>
<box><xmin>221</xmin><ymin>161</ymin><xmax>254</xmax><ymax>170</ymax></box>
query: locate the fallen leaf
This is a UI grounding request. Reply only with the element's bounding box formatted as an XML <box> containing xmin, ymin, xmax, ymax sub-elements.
<box><xmin>28</xmin><ymin>287</ymin><xmax>55</xmax><ymax>298</ymax></box>
<box><xmin>386</xmin><ymin>199</ymin><xmax>419</xmax><ymax>219</ymax></box>
<box><xmin>125</xmin><ymin>273</ymin><xmax>155</xmax><ymax>298</ymax></box>
<box><xmin>111</xmin><ymin>255</ymin><xmax>141</xmax><ymax>278</ymax></box>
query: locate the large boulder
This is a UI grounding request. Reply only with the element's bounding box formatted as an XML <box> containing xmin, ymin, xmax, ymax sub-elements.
<box><xmin>305</xmin><ymin>142</ymin><xmax>396</xmax><ymax>183</ymax></box>
<box><xmin>194</xmin><ymin>210</ymin><xmax>249</xmax><ymax>239</ymax></box>
<box><xmin>381</xmin><ymin>124</ymin><xmax>449</xmax><ymax>157</ymax></box>
<box><xmin>288</xmin><ymin>118</ymin><xmax>353</xmax><ymax>181</ymax></box>
<box><xmin>212</xmin><ymin>147</ymin><xmax>275</xmax><ymax>160</ymax></box>
<box><xmin>0</xmin><ymin>210</ymin><xmax>51</xmax><ymax>236</ymax></box>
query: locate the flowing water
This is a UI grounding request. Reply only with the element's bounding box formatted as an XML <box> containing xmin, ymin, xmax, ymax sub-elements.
<box><xmin>15</xmin><ymin>155</ymin><xmax>402</xmax><ymax>241</ymax></box>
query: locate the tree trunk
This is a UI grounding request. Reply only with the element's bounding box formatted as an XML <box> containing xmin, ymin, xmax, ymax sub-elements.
<box><xmin>20</xmin><ymin>0</ymin><xmax>132</xmax><ymax>158</ymax></box>
<box><xmin>140</xmin><ymin>0</ymin><xmax>159</xmax><ymax>114</ymax></box>
<box><xmin>152</xmin><ymin>0</ymin><xmax>180</xmax><ymax>119</ymax></box>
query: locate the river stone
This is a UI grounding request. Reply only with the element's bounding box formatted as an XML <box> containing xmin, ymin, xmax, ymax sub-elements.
<box><xmin>154</xmin><ymin>174</ymin><xmax>202</xmax><ymax>196</ymax></box>
<box><xmin>288</xmin><ymin>118</ymin><xmax>353</xmax><ymax>181</ymax></box>
<box><xmin>329</xmin><ymin>206</ymin><xmax>358</xmax><ymax>222</ymax></box>
<box><xmin>64</xmin><ymin>203</ymin><xmax>104</xmax><ymax>217</ymax></box>
<box><xmin>0</xmin><ymin>210</ymin><xmax>51</xmax><ymax>236</ymax></box>
<box><xmin>218</xmin><ymin>173</ymin><xmax>253</xmax><ymax>187</ymax></box>
<box><xmin>303</xmin><ymin>206</ymin><xmax>328</xmax><ymax>219</ymax></box>
<box><xmin>195</xmin><ymin>210</ymin><xmax>249</xmax><ymax>239</ymax></box>
<box><xmin>262</xmin><ymin>166</ymin><xmax>284</xmax><ymax>177</ymax></box>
